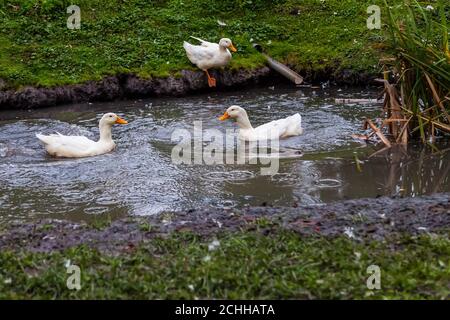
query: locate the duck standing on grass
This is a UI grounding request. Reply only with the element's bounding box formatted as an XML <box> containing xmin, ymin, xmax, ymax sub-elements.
<box><xmin>36</xmin><ymin>113</ymin><xmax>128</xmax><ymax>158</ymax></box>
<box><xmin>183</xmin><ymin>36</ymin><xmax>237</xmax><ymax>87</ymax></box>
<box><xmin>219</xmin><ymin>105</ymin><xmax>303</xmax><ymax>141</ymax></box>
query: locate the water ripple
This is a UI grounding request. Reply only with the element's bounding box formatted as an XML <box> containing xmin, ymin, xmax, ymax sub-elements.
<box><xmin>2</xmin><ymin>86</ymin><xmax>438</xmax><ymax>223</ymax></box>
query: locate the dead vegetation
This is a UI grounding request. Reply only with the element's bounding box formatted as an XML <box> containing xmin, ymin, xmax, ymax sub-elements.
<box><xmin>361</xmin><ymin>0</ymin><xmax>450</xmax><ymax>148</ymax></box>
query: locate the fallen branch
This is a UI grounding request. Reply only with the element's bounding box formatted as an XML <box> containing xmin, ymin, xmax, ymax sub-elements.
<box><xmin>364</xmin><ymin>119</ymin><xmax>392</xmax><ymax>148</ymax></box>
<box><xmin>335</xmin><ymin>98</ymin><xmax>383</xmax><ymax>104</ymax></box>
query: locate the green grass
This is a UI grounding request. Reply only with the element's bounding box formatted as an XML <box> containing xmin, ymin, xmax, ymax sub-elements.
<box><xmin>0</xmin><ymin>0</ymin><xmax>400</xmax><ymax>89</ymax></box>
<box><xmin>0</xmin><ymin>230</ymin><xmax>448</xmax><ymax>299</ymax></box>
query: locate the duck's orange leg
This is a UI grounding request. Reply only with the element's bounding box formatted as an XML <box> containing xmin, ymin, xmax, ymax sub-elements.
<box><xmin>205</xmin><ymin>70</ymin><xmax>216</xmax><ymax>87</ymax></box>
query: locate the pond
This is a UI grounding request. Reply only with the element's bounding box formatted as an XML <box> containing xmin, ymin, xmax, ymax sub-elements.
<box><xmin>0</xmin><ymin>85</ymin><xmax>449</xmax><ymax>223</ymax></box>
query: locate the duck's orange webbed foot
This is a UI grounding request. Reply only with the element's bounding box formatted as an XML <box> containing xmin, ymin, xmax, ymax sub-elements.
<box><xmin>208</xmin><ymin>77</ymin><xmax>217</xmax><ymax>87</ymax></box>
<box><xmin>205</xmin><ymin>70</ymin><xmax>216</xmax><ymax>87</ymax></box>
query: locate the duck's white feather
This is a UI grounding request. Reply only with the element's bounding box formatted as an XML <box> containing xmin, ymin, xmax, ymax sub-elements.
<box><xmin>36</xmin><ymin>133</ymin><xmax>114</xmax><ymax>158</ymax></box>
<box><xmin>189</xmin><ymin>36</ymin><xmax>214</xmax><ymax>47</ymax></box>
<box><xmin>241</xmin><ymin>114</ymin><xmax>303</xmax><ymax>141</ymax></box>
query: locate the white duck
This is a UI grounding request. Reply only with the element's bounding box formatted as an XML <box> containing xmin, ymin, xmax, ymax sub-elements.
<box><xmin>183</xmin><ymin>36</ymin><xmax>237</xmax><ymax>87</ymax></box>
<box><xmin>219</xmin><ymin>106</ymin><xmax>303</xmax><ymax>141</ymax></box>
<box><xmin>36</xmin><ymin>113</ymin><xmax>128</xmax><ymax>158</ymax></box>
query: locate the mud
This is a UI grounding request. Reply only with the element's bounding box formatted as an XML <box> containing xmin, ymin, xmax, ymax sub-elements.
<box><xmin>0</xmin><ymin>194</ymin><xmax>448</xmax><ymax>253</ymax></box>
<box><xmin>0</xmin><ymin>67</ymin><xmax>375</xmax><ymax>110</ymax></box>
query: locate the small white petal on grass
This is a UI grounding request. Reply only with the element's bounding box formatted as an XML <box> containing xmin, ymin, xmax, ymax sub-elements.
<box><xmin>212</xmin><ymin>218</ymin><xmax>222</xmax><ymax>228</ymax></box>
<box><xmin>203</xmin><ymin>255</ymin><xmax>211</xmax><ymax>262</ymax></box>
<box><xmin>188</xmin><ymin>284</ymin><xmax>195</xmax><ymax>291</ymax></box>
<box><xmin>217</xmin><ymin>20</ymin><xmax>227</xmax><ymax>26</ymax></box>
<box><xmin>64</xmin><ymin>259</ymin><xmax>71</xmax><ymax>268</ymax></box>
<box><xmin>344</xmin><ymin>227</ymin><xmax>356</xmax><ymax>239</ymax></box>
<box><xmin>4</xmin><ymin>278</ymin><xmax>12</xmax><ymax>284</ymax></box>
<box><xmin>208</xmin><ymin>239</ymin><xmax>220</xmax><ymax>251</ymax></box>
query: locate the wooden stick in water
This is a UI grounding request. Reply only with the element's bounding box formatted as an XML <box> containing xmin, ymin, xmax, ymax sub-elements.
<box><xmin>335</xmin><ymin>98</ymin><xmax>383</xmax><ymax>104</ymax></box>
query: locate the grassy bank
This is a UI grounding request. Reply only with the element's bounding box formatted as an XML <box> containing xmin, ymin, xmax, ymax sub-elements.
<box><xmin>0</xmin><ymin>229</ymin><xmax>448</xmax><ymax>299</ymax></box>
<box><xmin>0</xmin><ymin>0</ymin><xmax>400</xmax><ymax>89</ymax></box>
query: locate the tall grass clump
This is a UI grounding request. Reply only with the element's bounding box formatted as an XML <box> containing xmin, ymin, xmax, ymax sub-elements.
<box><xmin>379</xmin><ymin>0</ymin><xmax>449</xmax><ymax>145</ymax></box>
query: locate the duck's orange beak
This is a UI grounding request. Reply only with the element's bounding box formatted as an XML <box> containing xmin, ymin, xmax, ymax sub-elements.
<box><xmin>219</xmin><ymin>111</ymin><xmax>230</xmax><ymax>121</ymax></box>
<box><xmin>229</xmin><ymin>44</ymin><xmax>237</xmax><ymax>53</ymax></box>
<box><xmin>115</xmin><ymin>116</ymin><xmax>128</xmax><ymax>124</ymax></box>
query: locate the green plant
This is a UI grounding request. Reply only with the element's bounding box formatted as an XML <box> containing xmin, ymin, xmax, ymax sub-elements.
<box><xmin>381</xmin><ymin>0</ymin><xmax>450</xmax><ymax>144</ymax></box>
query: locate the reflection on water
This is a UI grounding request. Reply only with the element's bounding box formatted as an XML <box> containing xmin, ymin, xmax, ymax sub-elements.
<box><xmin>0</xmin><ymin>85</ymin><xmax>449</xmax><ymax>223</ymax></box>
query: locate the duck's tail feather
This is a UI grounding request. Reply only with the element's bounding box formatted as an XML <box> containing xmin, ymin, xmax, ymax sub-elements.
<box><xmin>295</xmin><ymin>113</ymin><xmax>303</xmax><ymax>134</ymax></box>
<box><xmin>183</xmin><ymin>41</ymin><xmax>192</xmax><ymax>50</ymax></box>
<box><xmin>296</xmin><ymin>113</ymin><xmax>302</xmax><ymax>127</ymax></box>
<box><xmin>36</xmin><ymin>133</ymin><xmax>50</xmax><ymax>145</ymax></box>
<box><xmin>287</xmin><ymin>113</ymin><xmax>303</xmax><ymax>135</ymax></box>
<box><xmin>190</xmin><ymin>36</ymin><xmax>206</xmax><ymax>44</ymax></box>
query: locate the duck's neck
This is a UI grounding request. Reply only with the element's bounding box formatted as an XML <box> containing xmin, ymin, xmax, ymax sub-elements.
<box><xmin>236</xmin><ymin>112</ymin><xmax>253</xmax><ymax>130</ymax></box>
<box><xmin>98</xmin><ymin>122</ymin><xmax>113</xmax><ymax>143</ymax></box>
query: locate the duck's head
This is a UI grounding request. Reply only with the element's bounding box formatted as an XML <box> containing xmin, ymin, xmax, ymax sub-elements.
<box><xmin>100</xmin><ymin>113</ymin><xmax>128</xmax><ymax>126</ymax></box>
<box><xmin>219</xmin><ymin>105</ymin><xmax>246</xmax><ymax>121</ymax></box>
<box><xmin>219</xmin><ymin>38</ymin><xmax>237</xmax><ymax>53</ymax></box>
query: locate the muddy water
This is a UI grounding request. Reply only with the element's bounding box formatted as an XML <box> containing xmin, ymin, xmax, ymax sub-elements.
<box><xmin>0</xmin><ymin>86</ymin><xmax>449</xmax><ymax>223</ymax></box>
